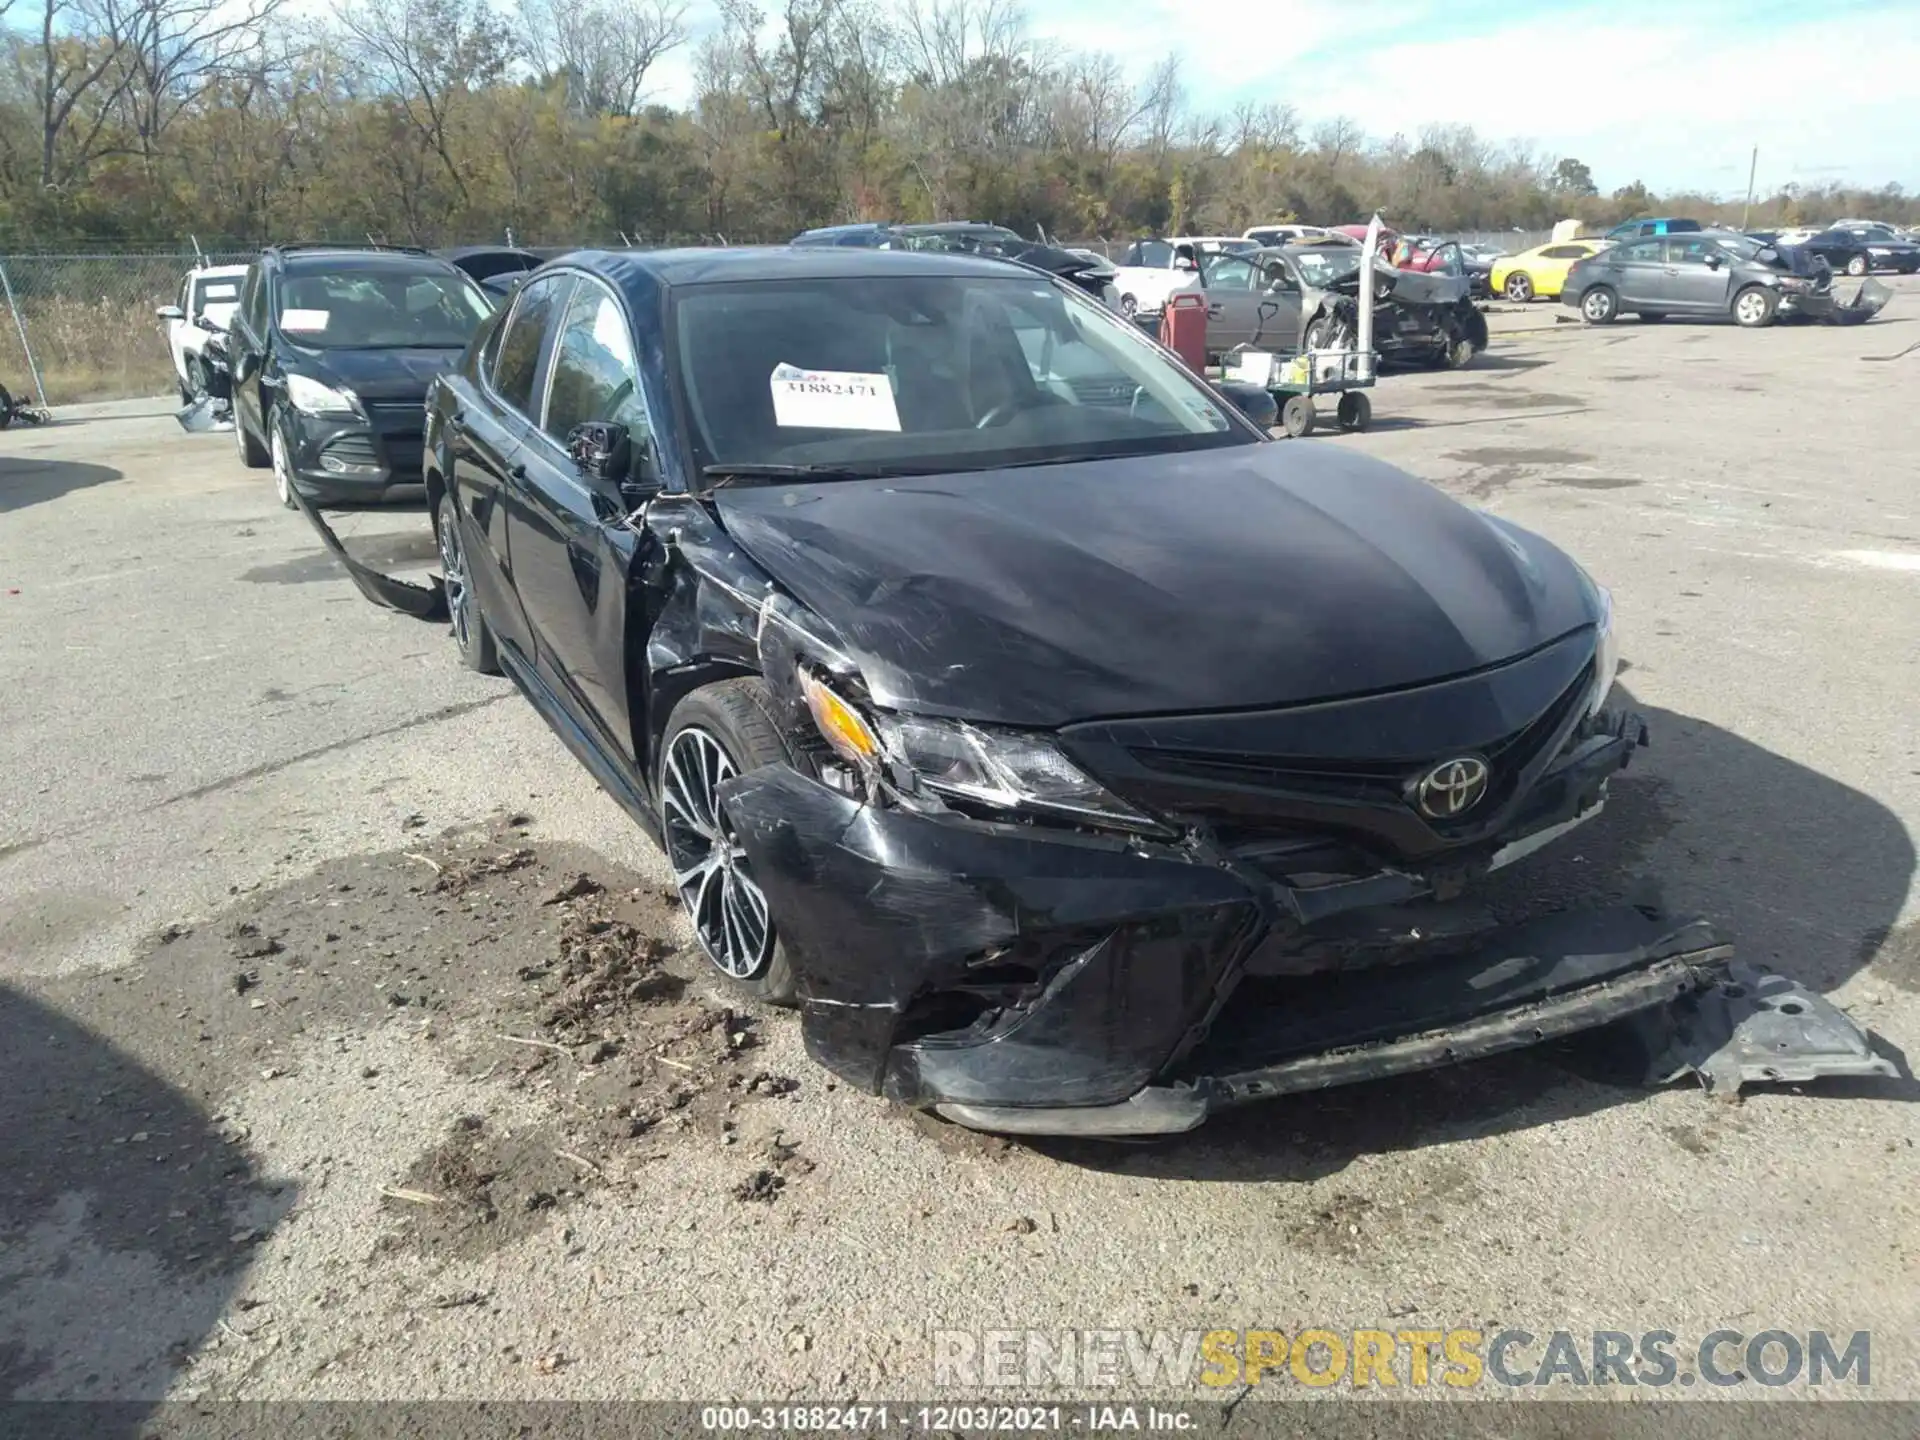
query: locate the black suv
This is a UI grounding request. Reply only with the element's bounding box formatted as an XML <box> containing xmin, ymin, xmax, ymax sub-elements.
<box><xmin>227</xmin><ymin>244</ymin><xmax>495</xmax><ymax>507</ymax></box>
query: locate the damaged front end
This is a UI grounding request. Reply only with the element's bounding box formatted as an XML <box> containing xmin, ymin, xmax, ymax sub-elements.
<box><xmin>719</xmin><ymin>644</ymin><xmax>1891</xmax><ymax>1136</ymax></box>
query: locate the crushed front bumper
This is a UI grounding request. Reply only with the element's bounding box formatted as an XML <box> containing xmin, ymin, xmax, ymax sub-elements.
<box><xmin>720</xmin><ymin>707</ymin><xmax>1745</xmax><ymax>1134</ymax></box>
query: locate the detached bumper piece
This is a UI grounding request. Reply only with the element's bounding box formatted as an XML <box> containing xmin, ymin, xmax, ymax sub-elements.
<box><xmin>1827</xmin><ymin>277</ymin><xmax>1893</xmax><ymax>326</ymax></box>
<box><xmin>721</xmin><ymin>761</ymin><xmax>1894</xmax><ymax>1139</ymax></box>
<box><xmin>286</xmin><ymin>481</ymin><xmax>448</xmax><ymax>622</ymax></box>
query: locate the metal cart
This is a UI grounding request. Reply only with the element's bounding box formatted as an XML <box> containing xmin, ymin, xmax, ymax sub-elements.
<box><xmin>1225</xmin><ymin>346</ymin><xmax>1373</xmax><ymax>438</ymax></box>
<box><xmin>1224</xmin><ymin>216</ymin><xmax>1389</xmax><ymax>439</ymax></box>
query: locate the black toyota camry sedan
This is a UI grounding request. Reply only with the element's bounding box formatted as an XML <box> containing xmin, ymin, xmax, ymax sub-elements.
<box><xmin>417</xmin><ymin>245</ymin><xmax>1728</xmax><ymax>1136</ymax></box>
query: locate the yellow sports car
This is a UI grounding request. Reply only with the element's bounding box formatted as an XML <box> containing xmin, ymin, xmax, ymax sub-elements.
<box><xmin>1491</xmin><ymin>239</ymin><xmax>1612</xmax><ymax>302</ymax></box>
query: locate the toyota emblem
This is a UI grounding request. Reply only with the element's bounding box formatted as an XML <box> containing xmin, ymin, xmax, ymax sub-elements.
<box><xmin>1414</xmin><ymin>756</ymin><xmax>1490</xmax><ymax>819</ymax></box>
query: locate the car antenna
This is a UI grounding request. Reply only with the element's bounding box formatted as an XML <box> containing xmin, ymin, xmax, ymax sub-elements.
<box><xmin>189</xmin><ymin>233</ymin><xmax>206</xmax><ymax>266</ymax></box>
<box><xmin>505</xmin><ymin>226</ymin><xmax>516</xmax><ymax>248</ymax></box>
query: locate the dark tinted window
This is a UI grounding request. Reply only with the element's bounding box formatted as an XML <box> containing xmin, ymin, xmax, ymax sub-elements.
<box><xmin>1540</xmin><ymin>245</ymin><xmax>1586</xmax><ymax>259</ymax></box>
<box><xmin>492</xmin><ymin>274</ymin><xmax>568</xmax><ymax>414</ymax></box>
<box><xmin>1666</xmin><ymin>219</ymin><xmax>1702</xmax><ymax>233</ymax></box>
<box><xmin>543</xmin><ymin>281</ymin><xmax>648</xmax><ymax>443</ymax></box>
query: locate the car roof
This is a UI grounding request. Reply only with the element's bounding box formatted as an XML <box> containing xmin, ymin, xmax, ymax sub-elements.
<box><xmin>438</xmin><ymin>245</ymin><xmax>541</xmax><ymax>261</ymax></box>
<box><xmin>554</xmin><ymin>245</ymin><xmax>1042</xmax><ymax>296</ymax></box>
<box><xmin>274</xmin><ymin>249</ymin><xmax>462</xmax><ymax>275</ymax></box>
<box><xmin>190</xmin><ymin>263</ymin><xmax>251</xmax><ymax>278</ymax></box>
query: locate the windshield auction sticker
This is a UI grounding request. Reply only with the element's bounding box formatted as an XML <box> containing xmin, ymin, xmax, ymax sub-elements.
<box><xmin>279</xmin><ymin>309</ymin><xmax>329</xmax><ymax>332</ymax></box>
<box><xmin>769</xmin><ymin>362</ymin><xmax>901</xmax><ymax>431</ymax></box>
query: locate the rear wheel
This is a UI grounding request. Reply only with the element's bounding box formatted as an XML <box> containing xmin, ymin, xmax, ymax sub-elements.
<box><xmin>1119</xmin><ymin>294</ymin><xmax>1138</xmax><ymax>317</ymax></box>
<box><xmin>1732</xmin><ymin>285</ymin><xmax>1778</xmax><ymax>329</ymax></box>
<box><xmin>0</xmin><ymin>381</ymin><xmax>12</xmax><ymax>430</ymax></box>
<box><xmin>1336</xmin><ymin>392</ymin><xmax>1371</xmax><ymax>431</ymax></box>
<box><xmin>1845</xmin><ymin>252</ymin><xmax>1870</xmax><ymax>277</ymax></box>
<box><xmin>1504</xmin><ymin>272</ymin><xmax>1534</xmax><ymax>303</ymax></box>
<box><xmin>659</xmin><ymin>679</ymin><xmax>798</xmax><ymax>1005</ymax></box>
<box><xmin>1580</xmin><ymin>286</ymin><xmax>1618</xmax><ymax>324</ymax></box>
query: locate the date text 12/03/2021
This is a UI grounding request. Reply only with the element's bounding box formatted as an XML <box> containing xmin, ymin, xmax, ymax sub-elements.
<box><xmin>701</xmin><ymin>1406</ymin><xmax>1195</xmax><ymax>1432</ymax></box>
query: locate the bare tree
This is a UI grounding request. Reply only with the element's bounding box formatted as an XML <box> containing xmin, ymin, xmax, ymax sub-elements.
<box><xmin>105</xmin><ymin>0</ymin><xmax>282</xmax><ymax>161</ymax></box>
<box><xmin>26</xmin><ymin>0</ymin><xmax>131</xmax><ymax>185</ymax></box>
<box><xmin>519</xmin><ymin>0</ymin><xmax>687</xmax><ymax>117</ymax></box>
<box><xmin>336</xmin><ymin>0</ymin><xmax>518</xmax><ymax>203</ymax></box>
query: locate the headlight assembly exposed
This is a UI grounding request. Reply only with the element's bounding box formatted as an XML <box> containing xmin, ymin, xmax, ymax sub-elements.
<box><xmin>881</xmin><ymin>714</ymin><xmax>1160</xmax><ymax>832</ymax></box>
<box><xmin>1588</xmin><ymin>580</ymin><xmax>1620</xmax><ymax>717</ymax></box>
<box><xmin>793</xmin><ymin>668</ymin><xmax>1159</xmax><ymax>832</ymax></box>
<box><xmin>285</xmin><ymin>374</ymin><xmax>363</xmax><ymax>418</ymax></box>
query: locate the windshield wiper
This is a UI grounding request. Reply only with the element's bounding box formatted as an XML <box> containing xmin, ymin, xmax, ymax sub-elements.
<box><xmin>700</xmin><ymin>461</ymin><xmax>911</xmax><ymax>489</ymax></box>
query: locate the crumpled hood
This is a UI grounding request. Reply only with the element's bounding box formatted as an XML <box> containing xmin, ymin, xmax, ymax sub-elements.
<box><xmin>715</xmin><ymin>444</ymin><xmax>1597</xmax><ymax>727</ymax></box>
<box><xmin>285</xmin><ymin>344</ymin><xmax>462</xmax><ymax>404</ymax></box>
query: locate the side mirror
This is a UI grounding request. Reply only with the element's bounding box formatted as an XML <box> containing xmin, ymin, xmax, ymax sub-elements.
<box><xmin>1704</xmin><ymin>253</ymin><xmax>1723</xmax><ymax>269</ymax></box>
<box><xmin>156</xmin><ymin>305</ymin><xmax>185</xmax><ymax>321</ymax></box>
<box><xmin>568</xmin><ymin>421</ymin><xmax>661</xmax><ymax>505</ymax></box>
<box><xmin>1212</xmin><ymin>379</ymin><xmax>1278</xmax><ymax>429</ymax></box>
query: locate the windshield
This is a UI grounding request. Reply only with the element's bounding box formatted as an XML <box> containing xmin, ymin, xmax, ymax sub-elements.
<box><xmin>888</xmin><ymin>228</ymin><xmax>1025</xmax><ymax>253</ymax></box>
<box><xmin>671</xmin><ymin>274</ymin><xmax>1253</xmax><ymax>478</ymax></box>
<box><xmin>273</xmin><ymin>269</ymin><xmax>494</xmax><ymax>350</ymax></box>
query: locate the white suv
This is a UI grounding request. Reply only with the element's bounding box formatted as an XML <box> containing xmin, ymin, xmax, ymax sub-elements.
<box><xmin>156</xmin><ymin>263</ymin><xmax>248</xmax><ymax>401</ymax></box>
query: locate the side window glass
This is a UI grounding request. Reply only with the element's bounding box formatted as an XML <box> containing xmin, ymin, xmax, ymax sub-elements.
<box><xmin>1202</xmin><ymin>256</ymin><xmax>1255</xmax><ymax>290</ymax></box>
<box><xmin>1138</xmin><ymin>241</ymin><xmax>1172</xmax><ymax>268</ymax></box>
<box><xmin>1622</xmin><ymin>240</ymin><xmax>1662</xmax><ymax>263</ymax></box>
<box><xmin>543</xmin><ymin>284</ymin><xmax>647</xmax><ymax>443</ymax></box>
<box><xmin>491</xmin><ymin>275</ymin><xmax>566</xmax><ymax>415</ymax></box>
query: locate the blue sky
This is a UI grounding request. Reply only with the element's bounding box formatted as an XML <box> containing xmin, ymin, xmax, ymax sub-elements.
<box><xmin>651</xmin><ymin>0</ymin><xmax>1919</xmax><ymax>197</ymax></box>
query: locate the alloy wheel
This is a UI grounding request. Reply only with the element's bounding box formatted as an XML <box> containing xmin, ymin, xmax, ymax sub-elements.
<box><xmin>661</xmin><ymin>727</ymin><xmax>773</xmax><ymax>980</ymax></box>
<box><xmin>1505</xmin><ymin>274</ymin><xmax>1532</xmax><ymax>302</ymax></box>
<box><xmin>1582</xmin><ymin>290</ymin><xmax>1614</xmax><ymax>323</ymax></box>
<box><xmin>437</xmin><ymin>503</ymin><xmax>473</xmax><ymax>654</ymax></box>
<box><xmin>270</xmin><ymin>423</ymin><xmax>294</xmax><ymax>507</ymax></box>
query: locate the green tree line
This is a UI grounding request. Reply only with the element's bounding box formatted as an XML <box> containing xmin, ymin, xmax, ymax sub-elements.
<box><xmin>2</xmin><ymin>0</ymin><xmax>1913</xmax><ymax>248</ymax></box>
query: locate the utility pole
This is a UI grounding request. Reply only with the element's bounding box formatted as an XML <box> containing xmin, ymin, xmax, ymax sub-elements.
<box><xmin>1742</xmin><ymin>146</ymin><xmax>1759</xmax><ymax>229</ymax></box>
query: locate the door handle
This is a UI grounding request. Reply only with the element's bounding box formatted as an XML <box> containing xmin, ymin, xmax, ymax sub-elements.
<box><xmin>1207</xmin><ymin>304</ymin><xmax>1223</xmax><ymax>317</ymax></box>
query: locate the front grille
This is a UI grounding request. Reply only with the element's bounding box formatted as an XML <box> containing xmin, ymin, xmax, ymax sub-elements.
<box><xmin>1126</xmin><ymin>661</ymin><xmax>1595</xmax><ymax>830</ymax></box>
<box><xmin>366</xmin><ymin>400</ymin><xmax>425</xmax><ymax>428</ymax></box>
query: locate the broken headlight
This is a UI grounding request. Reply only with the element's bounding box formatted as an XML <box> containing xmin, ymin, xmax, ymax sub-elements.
<box><xmin>881</xmin><ymin>716</ymin><xmax>1161</xmax><ymax>832</ymax></box>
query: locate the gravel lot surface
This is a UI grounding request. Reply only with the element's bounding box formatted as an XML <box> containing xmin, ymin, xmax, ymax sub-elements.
<box><xmin>3</xmin><ymin>289</ymin><xmax>1917</xmax><ymax>1410</ymax></box>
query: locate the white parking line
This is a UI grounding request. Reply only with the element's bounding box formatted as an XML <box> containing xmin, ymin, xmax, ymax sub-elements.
<box><xmin>1834</xmin><ymin>549</ymin><xmax>1920</xmax><ymax>572</ymax></box>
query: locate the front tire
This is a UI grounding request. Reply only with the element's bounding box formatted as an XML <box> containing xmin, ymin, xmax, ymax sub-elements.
<box><xmin>1119</xmin><ymin>294</ymin><xmax>1138</xmax><ymax>318</ymax></box>
<box><xmin>435</xmin><ymin>489</ymin><xmax>500</xmax><ymax>674</ymax></box>
<box><xmin>1504</xmin><ymin>272</ymin><xmax>1534</xmax><ymax>303</ymax></box>
<box><xmin>268</xmin><ymin>412</ymin><xmax>299</xmax><ymax>510</ymax></box>
<box><xmin>1579</xmin><ymin>286</ymin><xmax>1618</xmax><ymax>324</ymax></box>
<box><xmin>1732</xmin><ymin>285</ymin><xmax>1778</xmax><ymax>329</ymax></box>
<box><xmin>234</xmin><ymin>399</ymin><xmax>268</xmax><ymax>467</ymax></box>
<box><xmin>659</xmin><ymin>679</ymin><xmax>797</xmax><ymax>1005</ymax></box>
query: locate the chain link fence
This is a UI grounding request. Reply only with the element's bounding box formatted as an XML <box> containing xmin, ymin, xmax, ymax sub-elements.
<box><xmin>0</xmin><ymin>249</ymin><xmax>258</xmax><ymax>406</ymax></box>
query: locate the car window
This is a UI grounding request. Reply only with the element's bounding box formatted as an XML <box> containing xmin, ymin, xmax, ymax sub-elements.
<box><xmin>1201</xmin><ymin>255</ymin><xmax>1258</xmax><ymax>291</ymax></box>
<box><xmin>1540</xmin><ymin>245</ymin><xmax>1583</xmax><ymax>260</ymax></box>
<box><xmin>1619</xmin><ymin>239</ymin><xmax>1664</xmax><ymax>263</ymax></box>
<box><xmin>1667</xmin><ymin>220</ymin><xmax>1702</xmax><ymax>233</ymax></box>
<box><xmin>192</xmin><ymin>275</ymin><xmax>242</xmax><ymax>317</ymax></box>
<box><xmin>671</xmin><ymin>274</ymin><xmax>1249</xmax><ymax>476</ymax></box>
<box><xmin>1258</xmin><ymin>258</ymin><xmax>1298</xmax><ymax>291</ymax></box>
<box><xmin>542</xmin><ymin>282</ymin><xmax>648</xmax><ymax>444</ymax></box>
<box><xmin>241</xmin><ymin>267</ymin><xmax>266</xmax><ymax>333</ymax></box>
<box><xmin>1666</xmin><ymin>236</ymin><xmax>1716</xmax><ymax>264</ymax></box>
<box><xmin>1134</xmin><ymin>241</ymin><xmax>1172</xmax><ymax>268</ymax></box>
<box><xmin>1429</xmin><ymin>243</ymin><xmax>1464</xmax><ymax>276</ymax></box>
<box><xmin>491</xmin><ymin>274</ymin><xmax>569</xmax><ymax>415</ymax></box>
